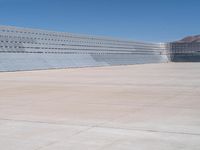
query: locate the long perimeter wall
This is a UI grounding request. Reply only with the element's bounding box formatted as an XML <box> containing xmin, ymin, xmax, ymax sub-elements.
<box><xmin>0</xmin><ymin>26</ymin><xmax>170</xmax><ymax>71</ymax></box>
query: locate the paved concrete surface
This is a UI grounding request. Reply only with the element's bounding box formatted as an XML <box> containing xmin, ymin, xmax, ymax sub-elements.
<box><xmin>0</xmin><ymin>63</ymin><xmax>200</xmax><ymax>150</ymax></box>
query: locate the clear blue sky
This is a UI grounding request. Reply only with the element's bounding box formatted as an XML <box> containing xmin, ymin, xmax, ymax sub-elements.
<box><xmin>0</xmin><ymin>0</ymin><xmax>199</xmax><ymax>42</ymax></box>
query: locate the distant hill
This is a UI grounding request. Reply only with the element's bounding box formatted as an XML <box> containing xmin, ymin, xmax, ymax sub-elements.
<box><xmin>175</xmin><ymin>35</ymin><xmax>200</xmax><ymax>43</ymax></box>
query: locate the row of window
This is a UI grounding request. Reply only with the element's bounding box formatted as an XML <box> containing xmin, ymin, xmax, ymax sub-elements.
<box><xmin>0</xmin><ymin>29</ymin><xmax>159</xmax><ymax>46</ymax></box>
<box><xmin>0</xmin><ymin>45</ymin><xmax>161</xmax><ymax>54</ymax></box>
<box><xmin>1</xmin><ymin>29</ymin><xmax>91</xmax><ymax>40</ymax></box>
<box><xmin>0</xmin><ymin>40</ymin><xmax>163</xmax><ymax>51</ymax></box>
<box><xmin>0</xmin><ymin>37</ymin><xmax>164</xmax><ymax>50</ymax></box>
<box><xmin>0</xmin><ymin>50</ymin><xmax>142</xmax><ymax>55</ymax></box>
<box><xmin>172</xmin><ymin>48</ymin><xmax>200</xmax><ymax>51</ymax></box>
<box><xmin>1</xmin><ymin>29</ymin><xmax>143</xmax><ymax>44</ymax></box>
<box><xmin>178</xmin><ymin>50</ymin><xmax>200</xmax><ymax>52</ymax></box>
<box><xmin>0</xmin><ymin>45</ymin><xmax>127</xmax><ymax>52</ymax></box>
<box><xmin>0</xmin><ymin>35</ymin><xmax>126</xmax><ymax>45</ymax></box>
<box><xmin>172</xmin><ymin>45</ymin><xmax>200</xmax><ymax>50</ymax></box>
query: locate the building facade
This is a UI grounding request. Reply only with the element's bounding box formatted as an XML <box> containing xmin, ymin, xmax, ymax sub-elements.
<box><xmin>0</xmin><ymin>26</ymin><xmax>169</xmax><ymax>71</ymax></box>
<box><xmin>169</xmin><ymin>42</ymin><xmax>200</xmax><ymax>62</ymax></box>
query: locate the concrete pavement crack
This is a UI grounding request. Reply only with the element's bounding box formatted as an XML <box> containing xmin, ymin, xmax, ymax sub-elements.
<box><xmin>0</xmin><ymin>118</ymin><xmax>199</xmax><ymax>137</ymax></box>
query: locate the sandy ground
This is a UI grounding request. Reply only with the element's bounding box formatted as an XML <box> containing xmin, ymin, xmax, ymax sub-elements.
<box><xmin>0</xmin><ymin>63</ymin><xmax>200</xmax><ymax>150</ymax></box>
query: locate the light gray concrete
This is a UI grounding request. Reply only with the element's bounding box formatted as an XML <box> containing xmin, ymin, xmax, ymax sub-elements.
<box><xmin>0</xmin><ymin>63</ymin><xmax>200</xmax><ymax>150</ymax></box>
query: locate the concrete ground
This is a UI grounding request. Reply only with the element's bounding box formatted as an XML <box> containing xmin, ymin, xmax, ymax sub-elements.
<box><xmin>0</xmin><ymin>63</ymin><xmax>200</xmax><ymax>150</ymax></box>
